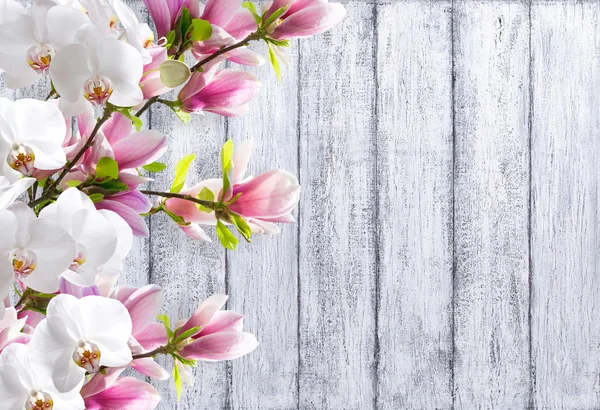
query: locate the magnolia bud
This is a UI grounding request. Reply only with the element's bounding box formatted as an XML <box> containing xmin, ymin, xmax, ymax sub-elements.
<box><xmin>160</xmin><ymin>60</ymin><xmax>191</xmax><ymax>88</ymax></box>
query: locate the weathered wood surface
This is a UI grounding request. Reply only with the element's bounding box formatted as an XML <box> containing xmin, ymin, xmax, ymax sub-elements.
<box><xmin>453</xmin><ymin>1</ymin><xmax>531</xmax><ymax>408</ymax></box>
<box><xmin>530</xmin><ymin>2</ymin><xmax>600</xmax><ymax>408</ymax></box>
<box><xmin>7</xmin><ymin>0</ymin><xmax>600</xmax><ymax>408</ymax></box>
<box><xmin>376</xmin><ymin>2</ymin><xmax>453</xmax><ymax>408</ymax></box>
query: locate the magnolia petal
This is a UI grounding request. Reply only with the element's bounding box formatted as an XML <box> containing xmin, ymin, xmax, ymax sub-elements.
<box><xmin>201</xmin><ymin>0</ymin><xmax>241</xmax><ymax>28</ymax></box>
<box><xmin>199</xmin><ymin>311</ymin><xmax>245</xmax><ymax>336</ymax></box>
<box><xmin>178</xmin><ymin>294</ymin><xmax>228</xmax><ymax>337</ymax></box>
<box><xmin>123</xmin><ymin>284</ymin><xmax>164</xmax><ymax>335</ymax></box>
<box><xmin>134</xmin><ymin>322</ymin><xmax>168</xmax><ymax>352</ymax></box>
<box><xmin>112</xmin><ymin>130</ymin><xmax>167</xmax><ymax>170</ymax></box>
<box><xmin>180</xmin><ymin>331</ymin><xmax>259</xmax><ymax>361</ymax></box>
<box><xmin>96</xmin><ymin>199</ymin><xmax>149</xmax><ymax>237</ymax></box>
<box><xmin>271</xmin><ymin>3</ymin><xmax>346</xmax><ymax>40</ymax></box>
<box><xmin>84</xmin><ymin>377</ymin><xmax>161</xmax><ymax>410</ymax></box>
<box><xmin>131</xmin><ymin>357</ymin><xmax>169</xmax><ymax>380</ymax></box>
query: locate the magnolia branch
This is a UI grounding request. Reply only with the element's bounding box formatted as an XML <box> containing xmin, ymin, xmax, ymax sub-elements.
<box><xmin>29</xmin><ymin>108</ymin><xmax>114</xmax><ymax>208</ymax></box>
<box><xmin>190</xmin><ymin>32</ymin><xmax>262</xmax><ymax>73</ymax></box>
<box><xmin>140</xmin><ymin>190</ymin><xmax>217</xmax><ymax>210</ymax></box>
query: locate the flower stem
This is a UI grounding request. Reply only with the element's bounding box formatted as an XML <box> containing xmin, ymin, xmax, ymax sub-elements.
<box><xmin>29</xmin><ymin>107</ymin><xmax>114</xmax><ymax>208</ymax></box>
<box><xmin>140</xmin><ymin>190</ymin><xmax>218</xmax><ymax>210</ymax></box>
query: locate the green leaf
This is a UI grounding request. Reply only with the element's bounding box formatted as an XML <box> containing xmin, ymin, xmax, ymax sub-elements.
<box><xmin>264</xmin><ymin>37</ymin><xmax>290</xmax><ymax>47</ymax></box>
<box><xmin>88</xmin><ymin>193</ymin><xmax>104</xmax><ymax>203</ymax></box>
<box><xmin>242</xmin><ymin>1</ymin><xmax>262</xmax><ymax>25</ymax></box>
<box><xmin>96</xmin><ymin>180</ymin><xmax>129</xmax><ymax>193</ymax></box>
<box><xmin>220</xmin><ymin>139</ymin><xmax>234</xmax><ymax>170</ymax></box>
<box><xmin>179</xmin><ymin>7</ymin><xmax>192</xmax><ymax>39</ymax></box>
<box><xmin>196</xmin><ymin>187</ymin><xmax>215</xmax><ymax>213</ymax></box>
<box><xmin>228</xmin><ymin>211</ymin><xmax>252</xmax><ymax>242</ymax></box>
<box><xmin>216</xmin><ymin>220</ymin><xmax>238</xmax><ymax>250</ymax></box>
<box><xmin>173</xmin><ymin>326</ymin><xmax>202</xmax><ymax>344</ymax></box>
<box><xmin>66</xmin><ymin>180</ymin><xmax>82</xmax><ymax>188</ymax></box>
<box><xmin>95</xmin><ymin>157</ymin><xmax>119</xmax><ymax>182</ymax></box>
<box><xmin>165</xmin><ymin>30</ymin><xmax>177</xmax><ymax>49</ymax></box>
<box><xmin>161</xmin><ymin>206</ymin><xmax>188</xmax><ymax>226</ymax></box>
<box><xmin>118</xmin><ymin>108</ymin><xmax>143</xmax><ymax>130</ymax></box>
<box><xmin>267</xmin><ymin>43</ymin><xmax>282</xmax><ymax>81</ymax></box>
<box><xmin>223</xmin><ymin>192</ymin><xmax>242</xmax><ymax>206</ymax></box>
<box><xmin>173</xmin><ymin>355</ymin><xmax>197</xmax><ymax>367</ymax></box>
<box><xmin>219</xmin><ymin>139</ymin><xmax>234</xmax><ymax>202</ymax></box>
<box><xmin>170</xmin><ymin>153</ymin><xmax>196</xmax><ymax>193</ymax></box>
<box><xmin>173</xmin><ymin>107</ymin><xmax>191</xmax><ymax>124</ymax></box>
<box><xmin>185</xmin><ymin>18</ymin><xmax>212</xmax><ymax>43</ymax></box>
<box><xmin>142</xmin><ymin>162</ymin><xmax>167</xmax><ymax>173</ymax></box>
<box><xmin>263</xmin><ymin>6</ymin><xmax>288</xmax><ymax>28</ymax></box>
<box><xmin>173</xmin><ymin>360</ymin><xmax>183</xmax><ymax>401</ymax></box>
<box><xmin>157</xmin><ymin>314</ymin><xmax>174</xmax><ymax>339</ymax></box>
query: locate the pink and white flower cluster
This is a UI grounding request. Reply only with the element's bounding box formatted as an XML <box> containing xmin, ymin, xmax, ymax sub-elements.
<box><xmin>0</xmin><ymin>0</ymin><xmax>344</xmax><ymax>406</ymax></box>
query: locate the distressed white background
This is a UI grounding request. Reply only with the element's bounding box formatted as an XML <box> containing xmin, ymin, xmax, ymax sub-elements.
<box><xmin>5</xmin><ymin>0</ymin><xmax>600</xmax><ymax>408</ymax></box>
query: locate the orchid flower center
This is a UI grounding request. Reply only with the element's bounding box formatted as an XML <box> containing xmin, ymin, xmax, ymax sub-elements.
<box><xmin>109</xmin><ymin>15</ymin><xmax>118</xmax><ymax>31</ymax></box>
<box><xmin>25</xmin><ymin>390</ymin><xmax>53</xmax><ymax>410</ymax></box>
<box><xmin>69</xmin><ymin>244</ymin><xmax>88</xmax><ymax>272</ymax></box>
<box><xmin>83</xmin><ymin>75</ymin><xmax>113</xmax><ymax>106</ymax></box>
<box><xmin>7</xmin><ymin>143</ymin><xmax>35</xmax><ymax>176</ymax></box>
<box><xmin>72</xmin><ymin>340</ymin><xmax>101</xmax><ymax>373</ymax></box>
<box><xmin>10</xmin><ymin>249</ymin><xmax>37</xmax><ymax>280</ymax></box>
<box><xmin>26</xmin><ymin>44</ymin><xmax>54</xmax><ymax>75</ymax></box>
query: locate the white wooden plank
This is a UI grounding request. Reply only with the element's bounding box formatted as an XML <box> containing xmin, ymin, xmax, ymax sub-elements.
<box><xmin>453</xmin><ymin>1</ymin><xmax>531</xmax><ymax>407</ymax></box>
<box><xmin>376</xmin><ymin>2</ymin><xmax>453</xmax><ymax>408</ymax></box>
<box><xmin>149</xmin><ymin>104</ymin><xmax>228</xmax><ymax>409</ymax></box>
<box><xmin>298</xmin><ymin>3</ymin><xmax>377</xmax><ymax>408</ymax></box>
<box><xmin>226</xmin><ymin>42</ymin><xmax>300</xmax><ymax>409</ymax></box>
<box><xmin>531</xmin><ymin>2</ymin><xmax>600</xmax><ymax>408</ymax></box>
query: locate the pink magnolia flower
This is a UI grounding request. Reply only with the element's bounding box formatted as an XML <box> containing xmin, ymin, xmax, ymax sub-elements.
<box><xmin>110</xmin><ymin>284</ymin><xmax>169</xmax><ymax>380</ymax></box>
<box><xmin>192</xmin><ymin>0</ymin><xmax>263</xmax><ymax>66</ymax></box>
<box><xmin>81</xmin><ymin>367</ymin><xmax>161</xmax><ymax>410</ymax></box>
<box><xmin>142</xmin><ymin>0</ymin><xmax>200</xmax><ymax>39</ymax></box>
<box><xmin>265</xmin><ymin>0</ymin><xmax>346</xmax><ymax>40</ymax></box>
<box><xmin>164</xmin><ymin>140</ymin><xmax>300</xmax><ymax>239</ymax></box>
<box><xmin>62</xmin><ymin>111</ymin><xmax>166</xmax><ymax>237</ymax></box>
<box><xmin>178</xmin><ymin>64</ymin><xmax>261</xmax><ymax>116</ymax></box>
<box><xmin>140</xmin><ymin>46</ymin><xmax>171</xmax><ymax>99</ymax></box>
<box><xmin>175</xmin><ymin>294</ymin><xmax>258</xmax><ymax>361</ymax></box>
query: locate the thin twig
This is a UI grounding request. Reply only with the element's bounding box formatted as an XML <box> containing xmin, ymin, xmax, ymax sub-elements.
<box><xmin>140</xmin><ymin>190</ymin><xmax>217</xmax><ymax>210</ymax></box>
<box><xmin>29</xmin><ymin>108</ymin><xmax>114</xmax><ymax>208</ymax></box>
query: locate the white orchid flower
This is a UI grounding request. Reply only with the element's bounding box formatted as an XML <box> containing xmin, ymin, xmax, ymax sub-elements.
<box><xmin>0</xmin><ymin>177</ymin><xmax>35</xmax><ymax>209</ymax></box>
<box><xmin>0</xmin><ymin>203</ymin><xmax>75</xmax><ymax>299</ymax></box>
<box><xmin>39</xmin><ymin>188</ymin><xmax>132</xmax><ymax>286</ymax></box>
<box><xmin>0</xmin><ymin>98</ymin><xmax>67</xmax><ymax>182</ymax></box>
<box><xmin>0</xmin><ymin>0</ymin><xmax>89</xmax><ymax>88</ymax></box>
<box><xmin>29</xmin><ymin>294</ymin><xmax>133</xmax><ymax>393</ymax></box>
<box><xmin>50</xmin><ymin>23</ymin><xmax>144</xmax><ymax>116</ymax></box>
<box><xmin>0</xmin><ymin>343</ymin><xmax>85</xmax><ymax>410</ymax></box>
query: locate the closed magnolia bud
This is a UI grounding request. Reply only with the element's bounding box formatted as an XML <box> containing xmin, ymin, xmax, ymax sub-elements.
<box><xmin>159</xmin><ymin>60</ymin><xmax>191</xmax><ymax>88</ymax></box>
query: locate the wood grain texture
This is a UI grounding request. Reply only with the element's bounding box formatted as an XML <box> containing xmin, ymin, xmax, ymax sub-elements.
<box><xmin>226</xmin><ymin>42</ymin><xmax>300</xmax><ymax>410</ymax></box>
<box><xmin>298</xmin><ymin>3</ymin><xmax>377</xmax><ymax>409</ymax></box>
<box><xmin>530</xmin><ymin>2</ymin><xmax>600</xmax><ymax>408</ymax></box>
<box><xmin>453</xmin><ymin>1</ymin><xmax>531</xmax><ymax>407</ymax></box>
<box><xmin>376</xmin><ymin>2</ymin><xmax>454</xmax><ymax>408</ymax></box>
<box><xmin>149</xmin><ymin>101</ymin><xmax>229</xmax><ymax>409</ymax></box>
